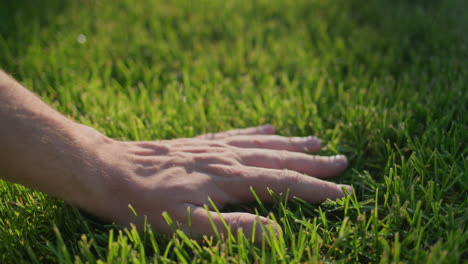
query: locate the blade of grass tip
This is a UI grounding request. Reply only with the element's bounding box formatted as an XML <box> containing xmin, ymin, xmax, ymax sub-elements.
<box><xmin>124</xmin><ymin>224</ymin><xmax>136</xmax><ymax>243</ymax></box>
<box><xmin>116</xmin><ymin>231</ymin><xmax>131</xmax><ymax>262</ymax></box>
<box><xmin>393</xmin><ymin>232</ymin><xmax>401</xmax><ymax>263</ymax></box>
<box><xmin>187</xmin><ymin>206</ymin><xmax>192</xmax><ymax>238</ymax></box>
<box><xmin>143</xmin><ymin>215</ymin><xmax>147</xmax><ymax>236</ymax></box>
<box><xmin>51</xmin><ymin>224</ymin><xmax>73</xmax><ymax>264</ymax></box>
<box><xmin>208</xmin><ymin>197</ymin><xmax>235</xmax><ymax>244</ymax></box>
<box><xmin>342</xmin><ymin>187</ymin><xmax>350</xmax><ymax>216</ymax></box>
<box><xmin>338</xmin><ymin>216</ymin><xmax>349</xmax><ymax>239</ymax></box>
<box><xmin>293</xmin><ymin>197</ymin><xmax>315</xmax><ymax>215</ymax></box>
<box><xmin>318</xmin><ymin>207</ymin><xmax>328</xmax><ymax>229</ymax></box>
<box><xmin>253</xmin><ymin>211</ymin><xmax>271</xmax><ymax>246</ymax></box>
<box><xmin>189</xmin><ymin>234</ymin><xmax>203</xmax><ymax>252</ymax></box>
<box><xmin>271</xmin><ymin>212</ymin><xmax>286</xmax><ymax>246</ymax></box>
<box><xmin>371</xmin><ymin>189</ymin><xmax>380</xmax><ymax>249</ymax></box>
<box><xmin>79</xmin><ymin>234</ymin><xmax>97</xmax><ymax>263</ymax></box>
<box><xmin>236</xmin><ymin>228</ymin><xmax>247</xmax><ymax>259</ymax></box>
<box><xmin>131</xmin><ymin>119</ymin><xmax>141</xmax><ymax>140</ymax></box>
<box><xmin>147</xmin><ymin>228</ymin><xmax>160</xmax><ymax>255</ymax></box>
<box><xmin>267</xmin><ymin>187</ymin><xmax>294</xmax><ymax>233</ymax></box>
<box><xmin>415</xmin><ymin>219</ymin><xmax>431</xmax><ymax>251</ymax></box>
<box><xmin>309</xmin><ymin>217</ymin><xmax>321</xmax><ymax>257</ymax></box>
<box><xmin>128</xmin><ymin>204</ymin><xmax>138</xmax><ymax>217</ymax></box>
<box><xmin>81</xmin><ymin>218</ymin><xmax>106</xmax><ymax>258</ymax></box>
<box><xmin>292</xmin><ymin>222</ymin><xmax>307</xmax><ymax>261</ymax></box>
<box><xmin>163</xmin><ymin>240</ymin><xmax>174</xmax><ymax>260</ymax></box>
<box><xmin>324</xmin><ymin>218</ymin><xmax>347</xmax><ymax>259</ymax></box>
<box><xmin>326</xmin><ymin>216</ymin><xmax>350</xmax><ymax>258</ymax></box>
<box><xmin>265</xmin><ymin>213</ymin><xmax>286</xmax><ymax>261</ymax></box>
<box><xmin>250</xmin><ymin>186</ymin><xmax>268</xmax><ymax>215</ymax></box>
<box><xmin>107</xmin><ymin>229</ymin><xmax>117</xmax><ymax>262</ymax></box>
<box><xmin>162</xmin><ymin>211</ymin><xmax>177</xmax><ymax>233</ymax></box>
<box><xmin>410</xmin><ymin>200</ymin><xmax>422</xmax><ymax>227</ymax></box>
<box><xmin>348</xmin><ymin>185</ymin><xmax>361</xmax><ymax>215</ymax></box>
<box><xmin>131</xmin><ymin>225</ymin><xmax>145</xmax><ymax>263</ymax></box>
<box><xmin>266</xmin><ymin>187</ymin><xmax>280</xmax><ymax>205</ymax></box>
<box><xmin>275</xmin><ymin>188</ymin><xmax>294</xmax><ymax>237</ymax></box>
<box><xmin>252</xmin><ymin>208</ymin><xmax>265</xmax><ymax>245</ymax></box>
<box><xmin>172</xmin><ymin>233</ymin><xmax>191</xmax><ymax>261</ymax></box>
<box><xmin>203</xmin><ymin>235</ymin><xmax>214</xmax><ymax>248</ymax></box>
<box><xmin>281</xmin><ymin>187</ymin><xmax>290</xmax><ymax>208</ymax></box>
<box><xmin>176</xmin><ymin>230</ymin><xmax>194</xmax><ymax>251</ymax></box>
<box><xmin>203</xmin><ymin>204</ymin><xmax>220</xmax><ymax>240</ymax></box>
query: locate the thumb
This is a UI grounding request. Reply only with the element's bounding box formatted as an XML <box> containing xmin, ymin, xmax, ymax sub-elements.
<box><xmin>184</xmin><ymin>204</ymin><xmax>282</xmax><ymax>243</ymax></box>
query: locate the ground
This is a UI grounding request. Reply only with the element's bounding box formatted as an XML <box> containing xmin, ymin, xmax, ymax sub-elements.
<box><xmin>0</xmin><ymin>0</ymin><xmax>467</xmax><ymax>263</ymax></box>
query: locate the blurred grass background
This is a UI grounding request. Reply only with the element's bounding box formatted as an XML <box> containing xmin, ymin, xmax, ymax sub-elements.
<box><xmin>0</xmin><ymin>0</ymin><xmax>467</xmax><ymax>263</ymax></box>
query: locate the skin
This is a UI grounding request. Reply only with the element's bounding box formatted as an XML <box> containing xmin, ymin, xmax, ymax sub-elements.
<box><xmin>0</xmin><ymin>70</ymin><xmax>351</xmax><ymax>242</ymax></box>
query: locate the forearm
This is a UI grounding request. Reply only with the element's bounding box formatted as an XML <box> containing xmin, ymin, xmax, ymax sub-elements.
<box><xmin>0</xmin><ymin>70</ymin><xmax>110</xmax><ymax>208</ymax></box>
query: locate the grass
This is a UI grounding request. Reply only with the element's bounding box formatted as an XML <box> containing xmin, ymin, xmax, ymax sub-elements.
<box><xmin>0</xmin><ymin>0</ymin><xmax>467</xmax><ymax>262</ymax></box>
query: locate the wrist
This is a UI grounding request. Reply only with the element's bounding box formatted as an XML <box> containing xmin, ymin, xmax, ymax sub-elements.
<box><xmin>62</xmin><ymin>122</ymin><xmax>119</xmax><ymax>213</ymax></box>
<box><xmin>0</xmin><ymin>71</ymin><xmax>125</xmax><ymax>222</ymax></box>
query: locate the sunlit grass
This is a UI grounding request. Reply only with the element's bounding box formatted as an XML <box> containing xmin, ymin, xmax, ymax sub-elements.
<box><xmin>0</xmin><ymin>0</ymin><xmax>467</xmax><ymax>263</ymax></box>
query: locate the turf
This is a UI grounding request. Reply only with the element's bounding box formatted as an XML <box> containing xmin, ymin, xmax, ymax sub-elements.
<box><xmin>0</xmin><ymin>0</ymin><xmax>467</xmax><ymax>263</ymax></box>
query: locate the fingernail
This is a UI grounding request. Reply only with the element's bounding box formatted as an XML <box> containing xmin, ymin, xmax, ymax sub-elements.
<box><xmin>306</xmin><ymin>136</ymin><xmax>321</xmax><ymax>150</ymax></box>
<box><xmin>335</xmin><ymin>155</ymin><xmax>348</xmax><ymax>168</ymax></box>
<box><xmin>307</xmin><ymin>135</ymin><xmax>320</xmax><ymax>142</ymax></box>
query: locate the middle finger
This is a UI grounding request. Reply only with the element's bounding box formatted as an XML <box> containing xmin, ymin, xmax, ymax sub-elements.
<box><xmin>236</xmin><ymin>148</ymin><xmax>348</xmax><ymax>178</ymax></box>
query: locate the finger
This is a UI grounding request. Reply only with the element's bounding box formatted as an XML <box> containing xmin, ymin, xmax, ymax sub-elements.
<box><xmin>182</xmin><ymin>204</ymin><xmax>282</xmax><ymax>243</ymax></box>
<box><xmin>222</xmin><ymin>135</ymin><xmax>321</xmax><ymax>153</ymax></box>
<box><xmin>238</xmin><ymin>149</ymin><xmax>348</xmax><ymax>178</ymax></box>
<box><xmin>210</xmin><ymin>165</ymin><xmax>352</xmax><ymax>203</ymax></box>
<box><xmin>196</xmin><ymin>124</ymin><xmax>275</xmax><ymax>140</ymax></box>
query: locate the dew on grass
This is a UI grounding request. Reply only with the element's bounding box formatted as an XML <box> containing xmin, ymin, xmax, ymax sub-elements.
<box><xmin>77</xmin><ymin>34</ymin><xmax>87</xmax><ymax>44</ymax></box>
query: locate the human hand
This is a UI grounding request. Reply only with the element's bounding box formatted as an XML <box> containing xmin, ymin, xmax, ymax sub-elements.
<box><xmin>0</xmin><ymin>72</ymin><xmax>349</xmax><ymax>242</ymax></box>
<box><xmin>83</xmin><ymin>124</ymin><xmax>350</xmax><ymax>241</ymax></box>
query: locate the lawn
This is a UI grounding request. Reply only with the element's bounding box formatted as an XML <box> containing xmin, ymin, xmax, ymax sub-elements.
<box><xmin>0</xmin><ymin>0</ymin><xmax>467</xmax><ymax>263</ymax></box>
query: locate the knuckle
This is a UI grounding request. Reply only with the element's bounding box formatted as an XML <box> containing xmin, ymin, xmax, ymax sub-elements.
<box><xmin>229</xmin><ymin>147</ymin><xmax>244</xmax><ymax>163</ymax></box>
<box><xmin>208</xmin><ymin>142</ymin><xmax>230</xmax><ymax>148</ymax></box>
<box><xmin>132</xmin><ymin>156</ymin><xmax>160</xmax><ymax>167</ymax></box>
<box><xmin>207</xmin><ymin>164</ymin><xmax>243</xmax><ymax>177</ymax></box>
<box><xmin>227</xmin><ymin>136</ymin><xmax>264</xmax><ymax>148</ymax></box>
<box><xmin>193</xmin><ymin>153</ymin><xmax>238</xmax><ymax>166</ymax></box>
<box><xmin>136</xmin><ymin>141</ymin><xmax>171</xmax><ymax>155</ymax></box>
<box><xmin>168</xmin><ymin>152</ymin><xmax>195</xmax><ymax>167</ymax></box>
<box><xmin>152</xmin><ymin>143</ymin><xmax>171</xmax><ymax>155</ymax></box>
<box><xmin>230</xmin><ymin>214</ymin><xmax>243</xmax><ymax>229</ymax></box>
<box><xmin>228</xmin><ymin>214</ymin><xmax>251</xmax><ymax>230</ymax></box>
<box><xmin>252</xmin><ymin>139</ymin><xmax>263</xmax><ymax>147</ymax></box>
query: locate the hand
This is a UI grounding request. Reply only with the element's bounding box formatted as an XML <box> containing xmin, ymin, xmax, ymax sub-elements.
<box><xmin>84</xmin><ymin>124</ymin><xmax>350</xmax><ymax>241</ymax></box>
<box><xmin>0</xmin><ymin>72</ymin><xmax>349</xmax><ymax>241</ymax></box>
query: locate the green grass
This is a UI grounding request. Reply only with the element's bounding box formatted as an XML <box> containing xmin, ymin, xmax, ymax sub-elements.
<box><xmin>1</xmin><ymin>0</ymin><xmax>467</xmax><ymax>262</ymax></box>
